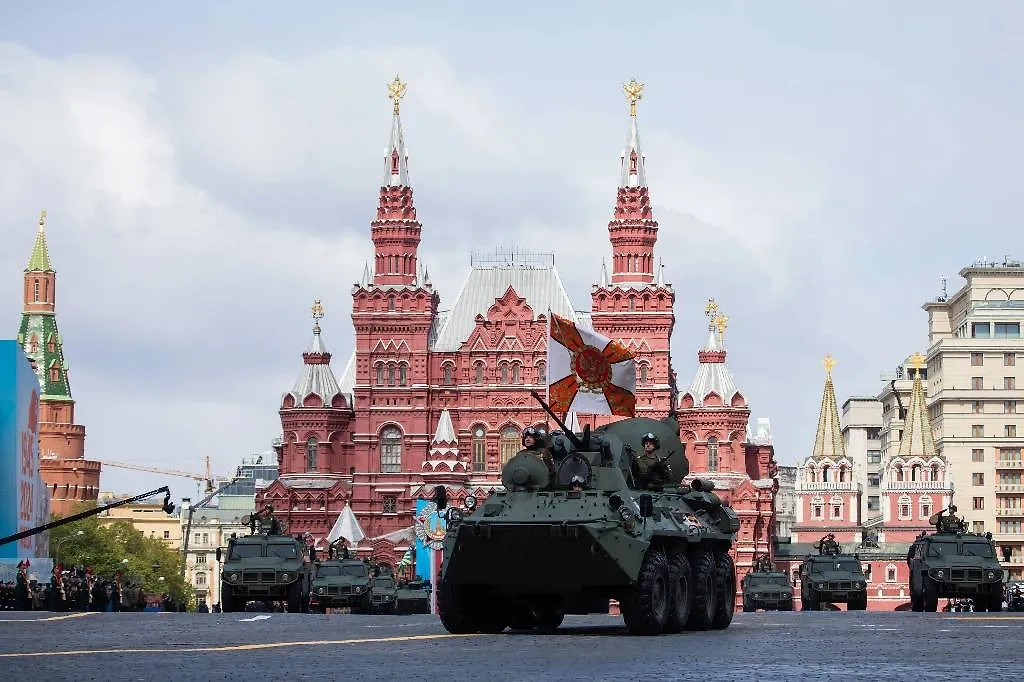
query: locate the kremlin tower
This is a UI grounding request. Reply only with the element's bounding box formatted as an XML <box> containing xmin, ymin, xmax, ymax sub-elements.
<box><xmin>676</xmin><ymin>298</ymin><xmax>778</xmax><ymax>606</ymax></box>
<box><xmin>17</xmin><ymin>211</ymin><xmax>99</xmax><ymax>517</ymax></box>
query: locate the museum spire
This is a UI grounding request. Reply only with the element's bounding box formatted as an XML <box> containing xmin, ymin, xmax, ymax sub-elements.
<box><xmin>371</xmin><ymin>75</ymin><xmax>423</xmax><ymax>287</ymax></box>
<box><xmin>608</xmin><ymin>79</ymin><xmax>659</xmax><ymax>285</ymax></box>
<box><xmin>810</xmin><ymin>354</ymin><xmax>846</xmax><ymax>460</ymax></box>
<box><xmin>897</xmin><ymin>352</ymin><xmax>939</xmax><ymax>460</ymax></box>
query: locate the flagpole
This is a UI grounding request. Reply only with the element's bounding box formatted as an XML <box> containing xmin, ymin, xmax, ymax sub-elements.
<box><xmin>545</xmin><ymin>307</ymin><xmax>552</xmax><ymax>428</ymax></box>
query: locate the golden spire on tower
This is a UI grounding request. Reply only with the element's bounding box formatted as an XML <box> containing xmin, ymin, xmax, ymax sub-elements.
<box><xmin>623</xmin><ymin>78</ymin><xmax>644</xmax><ymax>118</ymax></box>
<box><xmin>823</xmin><ymin>354</ymin><xmax>836</xmax><ymax>377</ymax></box>
<box><xmin>713</xmin><ymin>313</ymin><xmax>729</xmax><ymax>341</ymax></box>
<box><xmin>387</xmin><ymin>75</ymin><xmax>407</xmax><ymax>115</ymax></box>
<box><xmin>704</xmin><ymin>297</ymin><xmax>719</xmax><ymax>319</ymax></box>
<box><xmin>311</xmin><ymin>298</ymin><xmax>324</xmax><ymax>332</ymax></box>
<box><xmin>38</xmin><ymin>210</ymin><xmax>47</xmax><ymax>230</ymax></box>
<box><xmin>909</xmin><ymin>351</ymin><xmax>926</xmax><ymax>375</ymax></box>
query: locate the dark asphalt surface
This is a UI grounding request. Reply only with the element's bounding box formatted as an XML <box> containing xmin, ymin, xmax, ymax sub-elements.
<box><xmin>1</xmin><ymin>610</ymin><xmax>1023</xmax><ymax>681</ymax></box>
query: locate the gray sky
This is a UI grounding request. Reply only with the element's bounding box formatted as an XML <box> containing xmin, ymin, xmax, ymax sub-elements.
<box><xmin>1</xmin><ymin>1</ymin><xmax>1020</xmax><ymax>497</ymax></box>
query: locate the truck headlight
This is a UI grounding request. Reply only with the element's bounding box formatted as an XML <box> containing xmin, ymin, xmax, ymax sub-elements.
<box><xmin>936</xmin><ymin>570</ymin><xmax>945</xmax><ymax>579</ymax></box>
<box><xmin>987</xmin><ymin>570</ymin><xmax>996</xmax><ymax>580</ymax></box>
<box><xmin>316</xmin><ymin>586</ymin><xmax>325</xmax><ymax>595</ymax></box>
<box><xmin>280</xmin><ymin>572</ymin><xmax>289</xmax><ymax>582</ymax></box>
<box><xmin>229</xmin><ymin>573</ymin><xmax>239</xmax><ymax>583</ymax></box>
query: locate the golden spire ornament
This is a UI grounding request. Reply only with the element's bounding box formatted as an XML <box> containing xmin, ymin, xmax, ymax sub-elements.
<box><xmin>909</xmin><ymin>351</ymin><xmax>926</xmax><ymax>374</ymax></box>
<box><xmin>704</xmin><ymin>297</ymin><xmax>719</xmax><ymax>319</ymax></box>
<box><xmin>623</xmin><ymin>78</ymin><xmax>644</xmax><ymax>117</ymax></box>
<box><xmin>823</xmin><ymin>354</ymin><xmax>836</xmax><ymax>377</ymax></box>
<box><xmin>713</xmin><ymin>313</ymin><xmax>729</xmax><ymax>340</ymax></box>
<box><xmin>38</xmin><ymin>210</ymin><xmax>47</xmax><ymax>229</ymax></box>
<box><xmin>311</xmin><ymin>299</ymin><xmax>324</xmax><ymax>331</ymax></box>
<box><xmin>387</xmin><ymin>75</ymin><xmax>407</xmax><ymax>115</ymax></box>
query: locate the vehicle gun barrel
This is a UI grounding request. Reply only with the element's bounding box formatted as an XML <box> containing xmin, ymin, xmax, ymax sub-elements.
<box><xmin>530</xmin><ymin>391</ymin><xmax>584</xmax><ymax>448</ymax></box>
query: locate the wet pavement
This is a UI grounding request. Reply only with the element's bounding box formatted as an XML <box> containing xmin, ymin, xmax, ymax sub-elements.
<box><xmin>1</xmin><ymin>610</ymin><xmax>1022</xmax><ymax>681</ymax></box>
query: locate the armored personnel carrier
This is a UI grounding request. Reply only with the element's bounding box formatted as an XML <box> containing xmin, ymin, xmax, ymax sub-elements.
<box><xmin>436</xmin><ymin>394</ymin><xmax>741</xmax><ymax>636</ymax></box>
<box><xmin>798</xmin><ymin>534</ymin><xmax>868</xmax><ymax>611</ymax></box>
<box><xmin>217</xmin><ymin>507</ymin><xmax>312</xmax><ymax>613</ymax></box>
<box><xmin>907</xmin><ymin>505</ymin><xmax>1004</xmax><ymax>612</ymax></box>
<box><xmin>741</xmin><ymin>554</ymin><xmax>794</xmax><ymax>612</ymax></box>
<box><xmin>308</xmin><ymin>544</ymin><xmax>372</xmax><ymax>614</ymax></box>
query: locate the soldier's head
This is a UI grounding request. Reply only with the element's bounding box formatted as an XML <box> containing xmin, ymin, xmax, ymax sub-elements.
<box><xmin>641</xmin><ymin>433</ymin><xmax>660</xmax><ymax>454</ymax></box>
<box><xmin>522</xmin><ymin>426</ymin><xmax>546</xmax><ymax>450</ymax></box>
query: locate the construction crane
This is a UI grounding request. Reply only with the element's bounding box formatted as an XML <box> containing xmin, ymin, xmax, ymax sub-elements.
<box><xmin>99</xmin><ymin>456</ymin><xmax>216</xmax><ymax>494</ymax></box>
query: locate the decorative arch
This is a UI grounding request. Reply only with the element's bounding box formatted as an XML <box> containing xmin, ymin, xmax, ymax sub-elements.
<box><xmin>638</xmin><ymin>362</ymin><xmax>649</xmax><ymax>385</ymax></box>
<box><xmin>474</xmin><ymin>361</ymin><xmax>485</xmax><ymax>384</ymax></box>
<box><xmin>306</xmin><ymin>437</ymin><xmax>318</xmax><ymax>472</ymax></box>
<box><xmin>380</xmin><ymin>425</ymin><xmax>403</xmax><ymax>473</ymax></box>
<box><xmin>702</xmin><ymin>391</ymin><xmax>723</xmax><ymax>407</ymax></box>
<box><xmin>499</xmin><ymin>424</ymin><xmax>521</xmax><ymax>465</ymax></box>
<box><xmin>730</xmin><ymin>392</ymin><xmax>746</xmax><ymax>408</ymax></box>
<box><xmin>471</xmin><ymin>424</ymin><xmax>487</xmax><ymax>472</ymax></box>
<box><xmin>919</xmin><ymin>495</ymin><xmax>933</xmax><ymax>520</ymax></box>
<box><xmin>811</xmin><ymin>494</ymin><xmax>825</xmax><ymax>519</ymax></box>
<box><xmin>898</xmin><ymin>494</ymin><xmax>912</xmax><ymax>520</ymax></box>
<box><xmin>680</xmin><ymin>393</ymin><xmax>695</xmax><ymax>409</ymax></box>
<box><xmin>282</xmin><ymin>394</ymin><xmax>296</xmax><ymax>409</ymax></box>
<box><xmin>535</xmin><ymin>360</ymin><xmax>546</xmax><ymax>384</ymax></box>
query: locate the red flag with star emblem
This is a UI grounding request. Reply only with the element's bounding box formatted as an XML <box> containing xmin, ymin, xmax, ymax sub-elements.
<box><xmin>546</xmin><ymin>312</ymin><xmax>636</xmax><ymax>418</ymax></box>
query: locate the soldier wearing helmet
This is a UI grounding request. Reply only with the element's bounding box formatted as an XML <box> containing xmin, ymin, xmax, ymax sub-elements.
<box><xmin>634</xmin><ymin>432</ymin><xmax>672</xmax><ymax>489</ymax></box>
<box><xmin>521</xmin><ymin>426</ymin><xmax>548</xmax><ymax>452</ymax></box>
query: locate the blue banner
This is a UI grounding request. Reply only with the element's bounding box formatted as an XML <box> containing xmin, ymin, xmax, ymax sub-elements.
<box><xmin>0</xmin><ymin>341</ymin><xmax>50</xmax><ymax>561</ymax></box>
<box><xmin>413</xmin><ymin>498</ymin><xmax>446</xmax><ymax>582</ymax></box>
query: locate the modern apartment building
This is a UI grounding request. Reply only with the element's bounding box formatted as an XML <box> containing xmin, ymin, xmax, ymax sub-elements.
<box><xmin>922</xmin><ymin>258</ymin><xmax>1024</xmax><ymax>579</ymax></box>
<box><xmin>841</xmin><ymin>397</ymin><xmax>882</xmax><ymax>523</ymax></box>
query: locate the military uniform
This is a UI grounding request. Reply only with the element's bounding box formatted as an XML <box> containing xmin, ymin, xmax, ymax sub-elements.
<box><xmin>634</xmin><ymin>433</ymin><xmax>672</xmax><ymax>489</ymax></box>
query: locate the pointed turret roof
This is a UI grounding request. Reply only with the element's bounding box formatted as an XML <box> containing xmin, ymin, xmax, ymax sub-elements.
<box><xmin>26</xmin><ymin>210</ymin><xmax>53</xmax><ymax>272</ymax></box>
<box><xmin>682</xmin><ymin>298</ymin><xmax>741</xmax><ymax>408</ymax></box>
<box><xmin>284</xmin><ymin>300</ymin><xmax>344</xmax><ymax>408</ymax></box>
<box><xmin>383</xmin><ymin>76</ymin><xmax>411</xmax><ymax>187</ymax></box>
<box><xmin>810</xmin><ymin>354</ymin><xmax>847</xmax><ymax>460</ymax></box>
<box><xmin>429</xmin><ymin>409</ymin><xmax>459</xmax><ymax>457</ymax></box>
<box><xmin>620</xmin><ymin>97</ymin><xmax>647</xmax><ymax>189</ymax></box>
<box><xmin>897</xmin><ymin>352</ymin><xmax>939</xmax><ymax>460</ymax></box>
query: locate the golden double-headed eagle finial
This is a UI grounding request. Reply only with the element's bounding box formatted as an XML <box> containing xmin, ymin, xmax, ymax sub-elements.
<box><xmin>713</xmin><ymin>313</ymin><xmax>729</xmax><ymax>338</ymax></box>
<box><xmin>387</xmin><ymin>75</ymin><xmax>407</xmax><ymax>115</ymax></box>
<box><xmin>704</xmin><ymin>297</ymin><xmax>719</xmax><ymax>319</ymax></box>
<box><xmin>311</xmin><ymin>299</ymin><xmax>324</xmax><ymax>324</ymax></box>
<box><xmin>909</xmin><ymin>351</ymin><xmax>926</xmax><ymax>373</ymax></box>
<box><xmin>623</xmin><ymin>78</ymin><xmax>644</xmax><ymax>117</ymax></box>
<box><xmin>38</xmin><ymin>210</ymin><xmax>47</xmax><ymax>229</ymax></box>
<box><xmin>823</xmin><ymin>354</ymin><xmax>837</xmax><ymax>376</ymax></box>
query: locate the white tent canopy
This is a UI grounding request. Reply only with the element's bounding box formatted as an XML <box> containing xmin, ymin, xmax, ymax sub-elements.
<box><xmin>326</xmin><ymin>504</ymin><xmax>366</xmax><ymax>546</ymax></box>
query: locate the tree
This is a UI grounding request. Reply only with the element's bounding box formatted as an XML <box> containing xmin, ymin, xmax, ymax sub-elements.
<box><xmin>49</xmin><ymin>515</ymin><xmax>193</xmax><ymax>605</ymax></box>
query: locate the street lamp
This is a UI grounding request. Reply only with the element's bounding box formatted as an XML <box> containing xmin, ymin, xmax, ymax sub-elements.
<box><xmin>55</xmin><ymin>530</ymin><xmax>84</xmax><ymax>568</ymax></box>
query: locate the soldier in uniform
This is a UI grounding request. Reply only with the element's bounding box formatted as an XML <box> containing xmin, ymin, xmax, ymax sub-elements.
<box><xmin>634</xmin><ymin>433</ymin><xmax>672</xmax><ymax>490</ymax></box>
<box><xmin>251</xmin><ymin>504</ymin><xmax>283</xmax><ymax>535</ymax></box>
<box><xmin>14</xmin><ymin>561</ymin><xmax>30</xmax><ymax>611</ymax></box>
<box><xmin>522</xmin><ymin>426</ymin><xmax>555</xmax><ymax>474</ymax></box>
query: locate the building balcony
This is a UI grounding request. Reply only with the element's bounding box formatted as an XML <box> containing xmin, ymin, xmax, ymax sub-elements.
<box><xmin>795</xmin><ymin>481</ymin><xmax>859</xmax><ymax>492</ymax></box>
<box><xmin>996</xmin><ymin>508</ymin><xmax>1024</xmax><ymax>517</ymax></box>
<box><xmin>995</xmin><ymin>533</ymin><xmax>1024</xmax><ymax>541</ymax></box>
<box><xmin>883</xmin><ymin>481</ymin><xmax>952</xmax><ymax>491</ymax></box>
<box><xmin>997</xmin><ymin>484</ymin><xmax>1024</xmax><ymax>493</ymax></box>
<box><xmin>997</xmin><ymin>460</ymin><xmax>1024</xmax><ymax>470</ymax></box>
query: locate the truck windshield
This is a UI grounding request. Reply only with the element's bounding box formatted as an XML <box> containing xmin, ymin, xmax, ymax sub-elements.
<box><xmin>754</xmin><ymin>576</ymin><xmax>791</xmax><ymax>586</ymax></box>
<box><xmin>962</xmin><ymin>542</ymin><xmax>995</xmax><ymax>558</ymax></box>
<box><xmin>927</xmin><ymin>540</ymin><xmax>958</xmax><ymax>558</ymax></box>
<box><xmin>228</xmin><ymin>544</ymin><xmax>262</xmax><ymax>560</ymax></box>
<box><xmin>266</xmin><ymin>544</ymin><xmax>298</xmax><ymax>559</ymax></box>
<box><xmin>317</xmin><ymin>564</ymin><xmax>368</xmax><ymax>578</ymax></box>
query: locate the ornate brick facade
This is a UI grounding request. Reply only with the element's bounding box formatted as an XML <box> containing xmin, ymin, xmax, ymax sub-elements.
<box><xmin>16</xmin><ymin>211</ymin><xmax>99</xmax><ymax>518</ymax></box>
<box><xmin>257</xmin><ymin>80</ymin><xmax>778</xmax><ymax>573</ymax></box>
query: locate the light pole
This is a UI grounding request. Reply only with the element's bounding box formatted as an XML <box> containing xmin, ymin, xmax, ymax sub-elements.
<box><xmin>55</xmin><ymin>530</ymin><xmax>84</xmax><ymax>568</ymax></box>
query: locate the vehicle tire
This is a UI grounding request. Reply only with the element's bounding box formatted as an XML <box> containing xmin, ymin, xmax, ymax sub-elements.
<box><xmin>711</xmin><ymin>550</ymin><xmax>736</xmax><ymax>629</ymax></box>
<box><xmin>779</xmin><ymin>600</ymin><xmax>793</xmax><ymax>612</ymax></box>
<box><xmin>532</xmin><ymin>603</ymin><xmax>564</xmax><ymax>631</ymax></box>
<box><xmin>802</xmin><ymin>591</ymin><xmax>819</xmax><ymax>611</ymax></box>
<box><xmin>685</xmin><ymin>547</ymin><xmax>717</xmax><ymax>631</ymax></box>
<box><xmin>663</xmin><ymin>548</ymin><xmax>693</xmax><ymax>633</ymax></box>
<box><xmin>923</xmin><ymin>579</ymin><xmax>939</xmax><ymax>613</ymax></box>
<box><xmin>437</xmin><ymin>579</ymin><xmax>479</xmax><ymax>634</ymax></box>
<box><xmin>742</xmin><ymin>598</ymin><xmax>754</xmax><ymax>613</ymax></box>
<box><xmin>287</xmin><ymin>584</ymin><xmax>303</xmax><ymax>614</ymax></box>
<box><xmin>848</xmin><ymin>595</ymin><xmax>867</xmax><ymax>611</ymax></box>
<box><xmin>984</xmin><ymin>590</ymin><xmax>1003</xmax><ymax>613</ymax></box>
<box><xmin>621</xmin><ymin>545</ymin><xmax>670</xmax><ymax>635</ymax></box>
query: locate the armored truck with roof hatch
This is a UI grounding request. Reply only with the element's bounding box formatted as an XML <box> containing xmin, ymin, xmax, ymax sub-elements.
<box><xmin>369</xmin><ymin>566</ymin><xmax>399</xmax><ymax>614</ymax></box>
<box><xmin>396</xmin><ymin>578</ymin><xmax>431</xmax><ymax>614</ymax></box>
<box><xmin>742</xmin><ymin>554</ymin><xmax>794</xmax><ymax>612</ymax></box>
<box><xmin>907</xmin><ymin>505</ymin><xmax>1004</xmax><ymax>612</ymax></box>
<box><xmin>308</xmin><ymin>549</ymin><xmax>372</xmax><ymax>614</ymax></box>
<box><xmin>217</xmin><ymin>510</ymin><xmax>311</xmax><ymax>613</ymax></box>
<box><xmin>799</xmin><ymin>534</ymin><xmax>868</xmax><ymax>611</ymax></box>
<box><xmin>436</xmin><ymin>393</ymin><xmax>741</xmax><ymax>636</ymax></box>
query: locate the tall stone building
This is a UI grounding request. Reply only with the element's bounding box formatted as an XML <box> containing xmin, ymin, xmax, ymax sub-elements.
<box><xmin>258</xmin><ymin>79</ymin><xmax>778</xmax><ymax>568</ymax></box>
<box><xmin>16</xmin><ymin>211</ymin><xmax>99</xmax><ymax>517</ymax></box>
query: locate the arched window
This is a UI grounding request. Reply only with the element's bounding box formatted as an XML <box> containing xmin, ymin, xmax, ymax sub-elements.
<box><xmin>707</xmin><ymin>437</ymin><xmax>718</xmax><ymax>472</ymax></box>
<box><xmin>474</xmin><ymin>362</ymin><xmax>484</xmax><ymax>384</ymax></box>
<box><xmin>500</xmin><ymin>364</ymin><xmax>508</xmax><ymax>384</ymax></box>
<box><xmin>306</xmin><ymin>437</ymin><xmax>318</xmax><ymax>472</ymax></box>
<box><xmin>499</xmin><ymin>426</ymin><xmax>520</xmax><ymax>465</ymax></box>
<box><xmin>931</xmin><ymin>463</ymin><xmax>940</xmax><ymax>481</ymax></box>
<box><xmin>895</xmin><ymin>464</ymin><xmax>904</xmax><ymax>482</ymax></box>
<box><xmin>537</xmin><ymin>362</ymin><xmax>546</xmax><ymax>384</ymax></box>
<box><xmin>822</xmin><ymin>465</ymin><xmax>831</xmax><ymax>483</ymax></box>
<box><xmin>443</xmin><ymin>365</ymin><xmax>453</xmax><ymax>386</ymax></box>
<box><xmin>472</xmin><ymin>427</ymin><xmax>486</xmax><ymax>472</ymax></box>
<box><xmin>387</xmin><ymin>296</ymin><xmax>395</xmax><ymax>311</ymax></box>
<box><xmin>628</xmin><ymin>298</ymin><xmax>635</xmax><ymax>312</ymax></box>
<box><xmin>376</xmin><ymin>364</ymin><xmax>384</xmax><ymax>385</ymax></box>
<box><xmin>512</xmin><ymin>364</ymin><xmax>520</xmax><ymax>384</ymax></box>
<box><xmin>196</xmin><ymin>572</ymin><xmax>207</xmax><ymax>586</ymax></box>
<box><xmin>380</xmin><ymin>427</ymin><xmax>402</xmax><ymax>473</ymax></box>
<box><xmin>399</xmin><ymin>364</ymin><xmax>407</xmax><ymax>386</ymax></box>
<box><xmin>639</xmin><ymin>364</ymin><xmax>648</xmax><ymax>385</ymax></box>
<box><xmin>911</xmin><ymin>464</ymin><xmax>922</xmax><ymax>482</ymax></box>
<box><xmin>898</xmin><ymin>495</ymin><xmax>912</xmax><ymax>520</ymax></box>
<box><xmin>920</xmin><ymin>496</ymin><xmax>933</xmax><ymax>520</ymax></box>
<box><xmin>33</xmin><ymin>280</ymin><xmax>39</xmax><ymax>302</ymax></box>
<box><xmin>387</xmin><ymin>364</ymin><xmax>395</xmax><ymax>386</ymax></box>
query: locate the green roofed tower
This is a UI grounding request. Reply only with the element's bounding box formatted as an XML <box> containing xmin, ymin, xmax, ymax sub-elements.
<box><xmin>14</xmin><ymin>210</ymin><xmax>98</xmax><ymax>517</ymax></box>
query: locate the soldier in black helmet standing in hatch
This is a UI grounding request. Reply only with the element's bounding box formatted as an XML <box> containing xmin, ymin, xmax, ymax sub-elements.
<box><xmin>522</xmin><ymin>426</ymin><xmax>554</xmax><ymax>473</ymax></box>
<box><xmin>634</xmin><ymin>432</ymin><xmax>671</xmax><ymax>489</ymax></box>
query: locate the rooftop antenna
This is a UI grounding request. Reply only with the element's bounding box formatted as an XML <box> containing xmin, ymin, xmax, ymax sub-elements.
<box><xmin>940</xmin><ymin>276</ymin><xmax>947</xmax><ymax>301</ymax></box>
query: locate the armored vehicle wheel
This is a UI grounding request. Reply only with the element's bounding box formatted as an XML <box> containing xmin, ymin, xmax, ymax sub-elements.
<box><xmin>711</xmin><ymin>550</ymin><xmax>736</xmax><ymax>629</ymax></box>
<box><xmin>801</xmin><ymin>592</ymin><xmax>818</xmax><ymax>611</ymax></box>
<box><xmin>287</xmin><ymin>584</ymin><xmax>305</xmax><ymax>614</ymax></box>
<box><xmin>910</xmin><ymin>588</ymin><xmax>923</xmax><ymax>612</ymax></box>
<box><xmin>981</xmin><ymin>591</ymin><xmax>1003</xmax><ymax>613</ymax></box>
<box><xmin>742</xmin><ymin>598</ymin><xmax>754</xmax><ymax>613</ymax></box>
<box><xmin>685</xmin><ymin>547</ymin><xmax>717</xmax><ymax>631</ymax></box>
<box><xmin>663</xmin><ymin>548</ymin><xmax>693</xmax><ymax>633</ymax></box>
<box><xmin>847</xmin><ymin>594</ymin><xmax>867</xmax><ymax>611</ymax></box>
<box><xmin>438</xmin><ymin>580</ymin><xmax>481</xmax><ymax>634</ymax></box>
<box><xmin>621</xmin><ymin>545</ymin><xmax>670</xmax><ymax>635</ymax></box>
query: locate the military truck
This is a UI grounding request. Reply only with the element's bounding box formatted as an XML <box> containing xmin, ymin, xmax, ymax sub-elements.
<box><xmin>217</xmin><ymin>508</ymin><xmax>312</xmax><ymax>613</ymax></box>
<box><xmin>907</xmin><ymin>505</ymin><xmax>1004</xmax><ymax>612</ymax></box>
<box><xmin>798</xmin><ymin>534</ymin><xmax>868</xmax><ymax>611</ymax></box>
<box><xmin>742</xmin><ymin>554</ymin><xmax>794</xmax><ymax>612</ymax></box>
<box><xmin>308</xmin><ymin>545</ymin><xmax>372</xmax><ymax>614</ymax></box>
<box><xmin>369</xmin><ymin>566</ymin><xmax>399</xmax><ymax>614</ymax></box>
<box><xmin>396</xmin><ymin>578</ymin><xmax>431</xmax><ymax>614</ymax></box>
<box><xmin>436</xmin><ymin>392</ymin><xmax>741</xmax><ymax>636</ymax></box>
